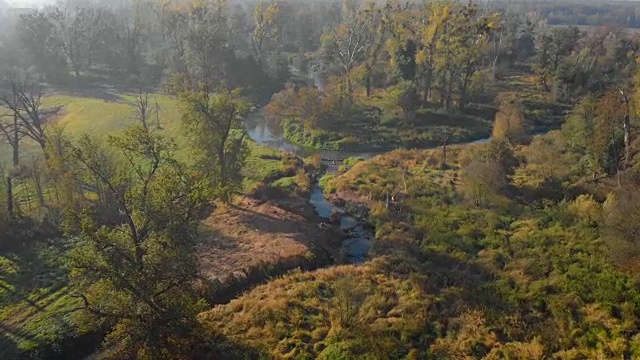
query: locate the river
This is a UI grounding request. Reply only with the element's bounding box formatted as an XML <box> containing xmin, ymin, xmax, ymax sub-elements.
<box><xmin>245</xmin><ymin>112</ymin><xmax>375</xmax><ymax>263</ymax></box>
<box><xmin>245</xmin><ymin>112</ymin><xmax>377</xmax><ymax>161</ymax></box>
<box><xmin>244</xmin><ymin>111</ymin><xmax>495</xmax><ymax>263</ymax></box>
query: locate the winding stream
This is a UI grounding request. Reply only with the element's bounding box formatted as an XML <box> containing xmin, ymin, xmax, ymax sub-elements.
<box><xmin>245</xmin><ymin>112</ymin><xmax>377</xmax><ymax>161</ymax></box>
<box><xmin>245</xmin><ymin>112</ymin><xmax>495</xmax><ymax>263</ymax></box>
<box><xmin>245</xmin><ymin>113</ymin><xmax>376</xmax><ymax>263</ymax></box>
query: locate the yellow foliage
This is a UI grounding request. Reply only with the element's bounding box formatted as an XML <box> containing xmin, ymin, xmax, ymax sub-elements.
<box><xmin>567</xmin><ymin>194</ymin><xmax>601</xmax><ymax>224</ymax></box>
<box><xmin>485</xmin><ymin>337</ymin><xmax>545</xmax><ymax>360</ymax></box>
<box><xmin>492</xmin><ymin>93</ymin><xmax>527</xmax><ymax>142</ymax></box>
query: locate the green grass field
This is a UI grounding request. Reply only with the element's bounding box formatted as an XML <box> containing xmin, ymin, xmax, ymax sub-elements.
<box><xmin>1</xmin><ymin>92</ymin><xmax>286</xmax><ymax>208</ymax></box>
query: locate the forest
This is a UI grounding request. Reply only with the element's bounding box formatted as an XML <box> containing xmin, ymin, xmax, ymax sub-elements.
<box><xmin>2</xmin><ymin>0</ymin><xmax>640</xmax><ymax>359</ymax></box>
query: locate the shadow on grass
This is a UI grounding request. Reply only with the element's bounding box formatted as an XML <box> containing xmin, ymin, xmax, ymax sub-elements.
<box><xmin>199</xmin><ymin>332</ymin><xmax>270</xmax><ymax>360</ymax></box>
<box><xmin>0</xmin><ymin>322</ymin><xmax>34</xmax><ymax>360</ymax></box>
<box><xmin>373</xmin><ymin>240</ymin><xmax>513</xmax><ymax>318</ymax></box>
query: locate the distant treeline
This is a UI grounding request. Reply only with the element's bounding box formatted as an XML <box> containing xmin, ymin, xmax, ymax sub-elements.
<box><xmin>490</xmin><ymin>0</ymin><xmax>640</xmax><ymax>29</ymax></box>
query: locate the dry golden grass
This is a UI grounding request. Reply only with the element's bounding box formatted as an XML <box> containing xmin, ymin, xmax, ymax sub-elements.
<box><xmin>198</xmin><ymin>258</ymin><xmax>438</xmax><ymax>359</ymax></box>
<box><xmin>197</xmin><ymin>197</ymin><xmax>340</xmax><ymax>283</ymax></box>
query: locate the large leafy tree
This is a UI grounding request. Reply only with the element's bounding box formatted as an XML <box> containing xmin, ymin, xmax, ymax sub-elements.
<box><xmin>66</xmin><ymin>121</ymin><xmax>212</xmax><ymax>359</ymax></box>
<box><xmin>532</xmin><ymin>26</ymin><xmax>581</xmax><ymax>92</ymax></box>
<box><xmin>563</xmin><ymin>92</ymin><xmax>626</xmax><ymax>179</ymax></box>
<box><xmin>184</xmin><ymin>0</ymin><xmax>231</xmax><ymax>93</ymax></box>
<box><xmin>16</xmin><ymin>10</ymin><xmax>68</xmax><ymax>83</ymax></box>
<box><xmin>250</xmin><ymin>2</ymin><xmax>280</xmax><ymax>62</ymax></box>
<box><xmin>180</xmin><ymin>89</ymin><xmax>249</xmax><ymax>203</ymax></box>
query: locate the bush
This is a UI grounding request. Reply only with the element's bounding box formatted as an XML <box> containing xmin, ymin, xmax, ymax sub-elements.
<box><xmin>461</xmin><ymin>159</ymin><xmax>507</xmax><ymax>206</ymax></box>
<box><xmin>388</xmin><ymin>81</ymin><xmax>419</xmax><ymax>117</ymax></box>
<box><xmin>319</xmin><ymin>174</ymin><xmax>336</xmax><ymax>193</ymax></box>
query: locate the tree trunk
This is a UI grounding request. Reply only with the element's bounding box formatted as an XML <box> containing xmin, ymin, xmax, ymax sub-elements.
<box><xmin>365</xmin><ymin>74</ymin><xmax>371</xmax><ymax>98</ymax></box>
<box><xmin>444</xmin><ymin>75</ymin><xmax>453</xmax><ymax>111</ymax></box>
<box><xmin>12</xmin><ymin>113</ymin><xmax>19</xmax><ymax>167</ymax></box>
<box><xmin>33</xmin><ymin>169</ymin><xmax>45</xmax><ymax>207</ymax></box>
<box><xmin>422</xmin><ymin>70</ymin><xmax>432</xmax><ymax>106</ymax></box>
<box><xmin>621</xmin><ymin>91</ymin><xmax>631</xmax><ymax>169</ymax></box>
<box><xmin>6</xmin><ymin>177</ymin><xmax>12</xmax><ymax>217</ymax></box>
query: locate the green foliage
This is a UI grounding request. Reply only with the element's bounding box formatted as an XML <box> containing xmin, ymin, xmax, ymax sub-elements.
<box><xmin>203</xmin><ymin>139</ymin><xmax>640</xmax><ymax>359</ymax></box>
<box><xmin>66</xmin><ymin>122</ymin><xmax>212</xmax><ymax>359</ymax></box>
<box><xmin>180</xmin><ymin>89</ymin><xmax>250</xmax><ymax>203</ymax></box>
<box><xmin>319</xmin><ymin>174</ymin><xmax>336</xmax><ymax>193</ymax></box>
<box><xmin>561</xmin><ymin>92</ymin><xmax>626</xmax><ymax>177</ymax></box>
<box><xmin>342</xmin><ymin>157</ymin><xmax>361</xmax><ymax>167</ymax></box>
<box><xmin>388</xmin><ymin>81</ymin><xmax>419</xmax><ymax>117</ymax></box>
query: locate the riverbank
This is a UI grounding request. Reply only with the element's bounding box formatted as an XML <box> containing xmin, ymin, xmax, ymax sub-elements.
<box><xmin>280</xmin><ymin>108</ymin><xmax>493</xmax><ymax>152</ymax></box>
<box><xmin>196</xmin><ymin>132</ymin><xmax>640</xmax><ymax>359</ymax></box>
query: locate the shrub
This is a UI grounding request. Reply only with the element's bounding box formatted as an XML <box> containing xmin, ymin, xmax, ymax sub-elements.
<box><xmin>461</xmin><ymin>159</ymin><xmax>507</xmax><ymax>206</ymax></box>
<box><xmin>388</xmin><ymin>81</ymin><xmax>419</xmax><ymax>117</ymax></box>
<box><xmin>319</xmin><ymin>174</ymin><xmax>336</xmax><ymax>192</ymax></box>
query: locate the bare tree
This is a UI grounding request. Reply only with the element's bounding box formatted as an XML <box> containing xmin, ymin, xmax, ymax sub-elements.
<box><xmin>128</xmin><ymin>90</ymin><xmax>151</xmax><ymax>130</ymax></box>
<box><xmin>0</xmin><ymin>80</ymin><xmax>26</xmax><ymax>216</ymax></box>
<box><xmin>323</xmin><ymin>3</ymin><xmax>375</xmax><ymax>95</ymax></box>
<box><xmin>0</xmin><ymin>76</ymin><xmax>59</xmax><ymax>157</ymax></box>
<box><xmin>0</xmin><ymin>109</ymin><xmax>23</xmax><ymax>217</ymax></box>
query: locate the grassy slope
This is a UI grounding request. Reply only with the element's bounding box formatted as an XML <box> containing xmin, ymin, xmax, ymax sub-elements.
<box><xmin>0</xmin><ymin>239</ymin><xmax>80</xmax><ymax>358</ymax></box>
<box><xmin>199</xmin><ymin>140</ymin><xmax>640</xmax><ymax>359</ymax></box>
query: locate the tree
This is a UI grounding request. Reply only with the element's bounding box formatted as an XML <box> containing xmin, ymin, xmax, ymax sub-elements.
<box><xmin>532</xmin><ymin>26</ymin><xmax>581</xmax><ymax>92</ymax></box>
<box><xmin>184</xmin><ymin>0</ymin><xmax>231</xmax><ymax>93</ymax></box>
<box><xmin>448</xmin><ymin>6</ymin><xmax>499</xmax><ymax>110</ymax></box>
<box><xmin>417</xmin><ymin>1</ymin><xmax>499</xmax><ymax>110</ymax></box>
<box><xmin>265</xmin><ymin>84</ymin><xmax>337</xmax><ymax>140</ymax></box>
<box><xmin>321</xmin><ymin>0</ymin><xmax>375</xmax><ymax>95</ymax></box>
<box><xmin>0</xmin><ymin>79</ymin><xmax>25</xmax><ymax>217</ymax></box>
<box><xmin>179</xmin><ymin>89</ymin><xmax>249</xmax><ymax>203</ymax></box>
<box><xmin>83</xmin><ymin>6</ymin><xmax>114</xmax><ymax>70</ymax></box>
<box><xmin>250</xmin><ymin>2</ymin><xmax>279</xmax><ymax>62</ymax></box>
<box><xmin>118</xmin><ymin>4</ymin><xmax>146</xmax><ymax>79</ymax></box>
<box><xmin>384</xmin><ymin>0</ymin><xmax>417</xmax><ymax>84</ymax></box>
<box><xmin>492</xmin><ymin>93</ymin><xmax>527</xmax><ymax>143</ymax></box>
<box><xmin>388</xmin><ymin>80</ymin><xmax>419</xmax><ymax>118</ymax></box>
<box><xmin>67</xmin><ymin>122</ymin><xmax>211</xmax><ymax>359</ymax></box>
<box><xmin>360</xmin><ymin>0</ymin><xmax>385</xmax><ymax>97</ymax></box>
<box><xmin>461</xmin><ymin>159</ymin><xmax>506</xmax><ymax>207</ymax></box>
<box><xmin>0</xmin><ymin>76</ymin><xmax>57</xmax><ymax>157</ymax></box>
<box><xmin>16</xmin><ymin>10</ymin><xmax>68</xmax><ymax>83</ymax></box>
<box><xmin>152</xmin><ymin>0</ymin><xmax>189</xmax><ymax>73</ymax></box>
<box><xmin>415</xmin><ymin>0</ymin><xmax>450</xmax><ymax>104</ymax></box>
<box><xmin>50</xmin><ymin>4</ymin><xmax>92</xmax><ymax>76</ymax></box>
<box><xmin>128</xmin><ymin>90</ymin><xmax>152</xmax><ymax>130</ymax></box>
